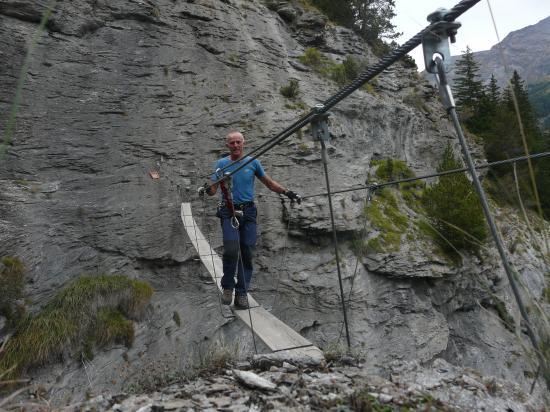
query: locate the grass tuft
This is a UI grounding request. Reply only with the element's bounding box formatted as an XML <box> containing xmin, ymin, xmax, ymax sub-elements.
<box><xmin>95</xmin><ymin>308</ymin><xmax>135</xmax><ymax>348</ymax></box>
<box><xmin>280</xmin><ymin>79</ymin><xmax>300</xmax><ymax>98</ymax></box>
<box><xmin>0</xmin><ymin>274</ymin><xmax>153</xmax><ymax>377</ymax></box>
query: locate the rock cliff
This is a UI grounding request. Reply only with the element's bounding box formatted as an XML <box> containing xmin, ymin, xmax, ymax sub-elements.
<box><xmin>0</xmin><ymin>0</ymin><xmax>548</xmax><ymax>406</ymax></box>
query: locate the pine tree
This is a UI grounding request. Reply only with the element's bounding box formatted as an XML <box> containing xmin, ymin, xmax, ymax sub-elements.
<box><xmin>487</xmin><ymin>74</ymin><xmax>500</xmax><ymax>106</ymax></box>
<box><xmin>503</xmin><ymin>71</ymin><xmax>539</xmax><ymax>141</ymax></box>
<box><xmin>453</xmin><ymin>46</ymin><xmax>485</xmax><ymax>110</ymax></box>
<box><xmin>422</xmin><ymin>144</ymin><xmax>487</xmax><ymax>253</ymax></box>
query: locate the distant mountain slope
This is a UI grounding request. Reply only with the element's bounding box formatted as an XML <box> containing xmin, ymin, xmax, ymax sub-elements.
<box><xmin>446</xmin><ymin>16</ymin><xmax>550</xmax><ymax>87</ymax></box>
<box><xmin>428</xmin><ymin>16</ymin><xmax>550</xmax><ymax>129</ymax></box>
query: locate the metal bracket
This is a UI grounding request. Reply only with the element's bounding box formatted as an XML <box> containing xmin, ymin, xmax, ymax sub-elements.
<box><xmin>422</xmin><ymin>8</ymin><xmax>461</xmax><ymax>74</ymax></box>
<box><xmin>433</xmin><ymin>56</ymin><xmax>456</xmax><ymax>111</ymax></box>
<box><xmin>310</xmin><ymin>104</ymin><xmax>331</xmax><ymax>142</ymax></box>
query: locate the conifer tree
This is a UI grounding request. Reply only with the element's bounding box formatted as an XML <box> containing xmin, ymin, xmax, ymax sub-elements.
<box><xmin>453</xmin><ymin>46</ymin><xmax>485</xmax><ymax>110</ymax></box>
<box><xmin>503</xmin><ymin>71</ymin><xmax>539</xmax><ymax>141</ymax></box>
<box><xmin>487</xmin><ymin>74</ymin><xmax>500</xmax><ymax>106</ymax></box>
<box><xmin>422</xmin><ymin>144</ymin><xmax>487</xmax><ymax>252</ymax></box>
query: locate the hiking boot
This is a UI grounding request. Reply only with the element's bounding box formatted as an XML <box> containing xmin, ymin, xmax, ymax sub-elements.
<box><xmin>234</xmin><ymin>294</ymin><xmax>249</xmax><ymax>309</ymax></box>
<box><xmin>221</xmin><ymin>289</ymin><xmax>233</xmax><ymax>305</ymax></box>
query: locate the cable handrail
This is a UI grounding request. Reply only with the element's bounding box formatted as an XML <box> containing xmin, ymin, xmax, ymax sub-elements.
<box><xmin>301</xmin><ymin>151</ymin><xmax>550</xmax><ymax>200</ymax></box>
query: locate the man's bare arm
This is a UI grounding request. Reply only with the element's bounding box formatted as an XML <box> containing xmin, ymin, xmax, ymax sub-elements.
<box><xmin>259</xmin><ymin>175</ymin><xmax>286</xmax><ymax>194</ymax></box>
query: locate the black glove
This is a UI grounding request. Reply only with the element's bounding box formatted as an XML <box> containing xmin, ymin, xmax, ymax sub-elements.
<box><xmin>284</xmin><ymin>190</ymin><xmax>301</xmax><ymax>204</ymax></box>
<box><xmin>197</xmin><ymin>183</ymin><xmax>209</xmax><ymax>196</ymax></box>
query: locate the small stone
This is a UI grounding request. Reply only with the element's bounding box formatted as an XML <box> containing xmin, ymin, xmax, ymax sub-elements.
<box><xmin>269</xmin><ymin>366</ymin><xmax>279</xmax><ymax>372</ymax></box>
<box><xmin>233</xmin><ymin>370</ymin><xmax>277</xmax><ymax>391</ymax></box>
<box><xmin>379</xmin><ymin>394</ymin><xmax>393</xmax><ymax>403</ymax></box>
<box><xmin>282</xmin><ymin>362</ymin><xmax>297</xmax><ymax>372</ymax></box>
<box><xmin>211</xmin><ymin>396</ymin><xmax>232</xmax><ymax>407</ymax></box>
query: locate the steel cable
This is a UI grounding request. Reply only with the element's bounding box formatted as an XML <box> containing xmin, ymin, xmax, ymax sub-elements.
<box><xmin>301</xmin><ymin>151</ymin><xmax>550</xmax><ymax>201</ymax></box>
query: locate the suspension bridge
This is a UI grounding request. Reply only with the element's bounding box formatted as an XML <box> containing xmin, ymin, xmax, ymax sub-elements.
<box><xmin>180</xmin><ymin>0</ymin><xmax>549</xmax><ymax>388</ymax></box>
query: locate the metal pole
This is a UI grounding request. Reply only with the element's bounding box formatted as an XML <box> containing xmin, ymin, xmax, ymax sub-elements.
<box><xmin>434</xmin><ymin>56</ymin><xmax>549</xmax><ymax>390</ymax></box>
<box><xmin>320</xmin><ymin>139</ymin><xmax>352</xmax><ymax>350</ymax></box>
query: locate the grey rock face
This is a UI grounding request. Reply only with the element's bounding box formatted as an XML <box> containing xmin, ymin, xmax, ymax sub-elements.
<box><xmin>0</xmin><ymin>0</ymin><xmax>548</xmax><ymax>405</ymax></box>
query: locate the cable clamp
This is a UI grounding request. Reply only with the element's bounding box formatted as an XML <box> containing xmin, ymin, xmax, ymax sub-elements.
<box><xmin>311</xmin><ymin>104</ymin><xmax>331</xmax><ymax>142</ymax></box>
<box><xmin>422</xmin><ymin>8</ymin><xmax>461</xmax><ymax>74</ymax></box>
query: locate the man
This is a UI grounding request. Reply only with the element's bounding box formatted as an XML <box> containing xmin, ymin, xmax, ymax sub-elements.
<box><xmin>199</xmin><ymin>131</ymin><xmax>300</xmax><ymax>309</ymax></box>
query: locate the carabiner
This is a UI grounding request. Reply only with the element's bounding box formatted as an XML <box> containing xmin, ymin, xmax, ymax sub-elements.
<box><xmin>230</xmin><ymin>216</ymin><xmax>240</xmax><ymax>229</ymax></box>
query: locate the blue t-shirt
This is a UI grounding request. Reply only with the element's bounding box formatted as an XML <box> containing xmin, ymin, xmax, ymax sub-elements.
<box><xmin>212</xmin><ymin>156</ymin><xmax>266</xmax><ymax>204</ymax></box>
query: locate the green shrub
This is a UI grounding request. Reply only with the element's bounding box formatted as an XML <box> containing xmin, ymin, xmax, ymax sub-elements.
<box><xmin>298</xmin><ymin>47</ymin><xmax>326</xmax><ymax>68</ymax></box>
<box><xmin>329</xmin><ymin>56</ymin><xmax>360</xmax><ymax>86</ymax></box>
<box><xmin>0</xmin><ymin>256</ymin><xmax>26</xmax><ymax>328</ymax></box>
<box><xmin>422</xmin><ymin>144</ymin><xmax>487</xmax><ymax>253</ymax></box>
<box><xmin>371</xmin><ymin>158</ymin><xmax>415</xmax><ymax>182</ymax></box>
<box><xmin>280</xmin><ymin>79</ymin><xmax>300</xmax><ymax>98</ymax></box>
<box><xmin>298</xmin><ymin>50</ymin><xmax>373</xmax><ymax>91</ymax></box>
<box><xmin>0</xmin><ymin>274</ymin><xmax>153</xmax><ymax>377</ymax></box>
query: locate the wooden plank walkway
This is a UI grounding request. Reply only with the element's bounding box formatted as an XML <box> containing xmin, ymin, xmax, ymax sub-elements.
<box><xmin>181</xmin><ymin>203</ymin><xmax>324</xmax><ymax>359</ymax></box>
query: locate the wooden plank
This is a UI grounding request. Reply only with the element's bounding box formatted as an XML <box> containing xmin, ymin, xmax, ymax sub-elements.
<box><xmin>181</xmin><ymin>203</ymin><xmax>323</xmax><ymax>359</ymax></box>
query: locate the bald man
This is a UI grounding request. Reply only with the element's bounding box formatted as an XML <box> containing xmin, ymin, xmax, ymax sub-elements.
<box><xmin>203</xmin><ymin>131</ymin><xmax>300</xmax><ymax>309</ymax></box>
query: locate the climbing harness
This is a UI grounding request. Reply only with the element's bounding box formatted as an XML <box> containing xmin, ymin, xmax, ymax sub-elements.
<box><xmin>216</xmin><ymin>169</ymin><xmax>243</xmax><ymax>229</ymax></box>
<box><xmin>423</xmin><ymin>9</ymin><xmax>549</xmax><ymax>389</ymax></box>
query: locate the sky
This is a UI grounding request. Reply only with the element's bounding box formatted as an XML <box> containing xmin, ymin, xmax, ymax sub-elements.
<box><xmin>392</xmin><ymin>0</ymin><xmax>550</xmax><ymax>70</ymax></box>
